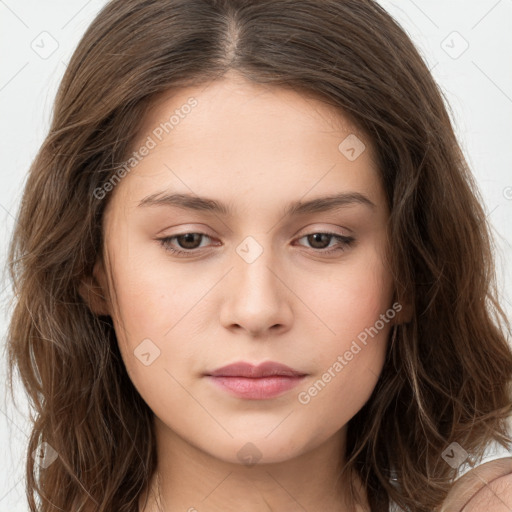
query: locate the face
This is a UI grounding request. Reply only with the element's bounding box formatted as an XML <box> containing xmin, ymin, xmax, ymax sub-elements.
<box><xmin>95</xmin><ymin>72</ymin><xmax>397</xmax><ymax>466</ymax></box>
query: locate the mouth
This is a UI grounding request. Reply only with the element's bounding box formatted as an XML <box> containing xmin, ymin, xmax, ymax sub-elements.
<box><xmin>204</xmin><ymin>361</ymin><xmax>307</xmax><ymax>400</ymax></box>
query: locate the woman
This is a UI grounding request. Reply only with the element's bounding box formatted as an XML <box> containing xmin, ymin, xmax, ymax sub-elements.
<box><xmin>6</xmin><ymin>1</ymin><xmax>512</xmax><ymax>510</ymax></box>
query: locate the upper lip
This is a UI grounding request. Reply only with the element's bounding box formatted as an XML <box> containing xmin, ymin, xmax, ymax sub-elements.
<box><xmin>206</xmin><ymin>361</ymin><xmax>307</xmax><ymax>378</ymax></box>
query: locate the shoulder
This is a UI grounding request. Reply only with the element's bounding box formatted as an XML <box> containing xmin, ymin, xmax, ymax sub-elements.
<box><xmin>461</xmin><ymin>471</ymin><xmax>512</xmax><ymax>511</ymax></box>
<box><xmin>441</xmin><ymin>457</ymin><xmax>512</xmax><ymax>512</ymax></box>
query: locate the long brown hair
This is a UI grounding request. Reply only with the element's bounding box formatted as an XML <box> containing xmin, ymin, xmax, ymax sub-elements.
<box><xmin>6</xmin><ymin>1</ymin><xmax>512</xmax><ymax>511</ymax></box>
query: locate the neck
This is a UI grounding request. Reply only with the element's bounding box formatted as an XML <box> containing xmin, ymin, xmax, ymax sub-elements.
<box><xmin>138</xmin><ymin>417</ymin><xmax>370</xmax><ymax>512</ymax></box>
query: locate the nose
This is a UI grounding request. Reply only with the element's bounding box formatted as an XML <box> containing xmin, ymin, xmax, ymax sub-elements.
<box><xmin>219</xmin><ymin>243</ymin><xmax>293</xmax><ymax>337</ymax></box>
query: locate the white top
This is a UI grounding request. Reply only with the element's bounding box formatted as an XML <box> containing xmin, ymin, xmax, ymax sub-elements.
<box><xmin>456</xmin><ymin>439</ymin><xmax>512</xmax><ymax>479</ymax></box>
<box><xmin>388</xmin><ymin>438</ymin><xmax>512</xmax><ymax>511</ymax></box>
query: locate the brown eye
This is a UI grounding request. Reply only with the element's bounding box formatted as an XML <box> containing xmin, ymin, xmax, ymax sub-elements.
<box><xmin>296</xmin><ymin>232</ymin><xmax>355</xmax><ymax>254</ymax></box>
<box><xmin>305</xmin><ymin>233</ymin><xmax>333</xmax><ymax>249</ymax></box>
<box><xmin>174</xmin><ymin>233</ymin><xmax>204</xmax><ymax>250</ymax></box>
<box><xmin>158</xmin><ymin>233</ymin><xmax>212</xmax><ymax>255</ymax></box>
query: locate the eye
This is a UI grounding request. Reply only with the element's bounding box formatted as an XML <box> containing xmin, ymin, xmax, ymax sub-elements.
<box><xmin>157</xmin><ymin>231</ymin><xmax>355</xmax><ymax>257</ymax></box>
<box><xmin>158</xmin><ymin>232</ymin><xmax>214</xmax><ymax>255</ymax></box>
<box><xmin>295</xmin><ymin>232</ymin><xmax>355</xmax><ymax>254</ymax></box>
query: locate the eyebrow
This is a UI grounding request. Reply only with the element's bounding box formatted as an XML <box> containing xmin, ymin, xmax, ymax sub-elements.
<box><xmin>137</xmin><ymin>191</ymin><xmax>376</xmax><ymax>217</ymax></box>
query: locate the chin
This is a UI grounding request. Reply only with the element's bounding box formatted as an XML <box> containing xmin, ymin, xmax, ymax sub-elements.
<box><xmin>197</xmin><ymin>432</ymin><xmax>315</xmax><ymax>468</ymax></box>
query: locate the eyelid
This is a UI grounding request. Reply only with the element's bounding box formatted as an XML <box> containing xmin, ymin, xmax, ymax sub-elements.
<box><xmin>155</xmin><ymin>223</ymin><xmax>214</xmax><ymax>237</ymax></box>
<box><xmin>294</xmin><ymin>223</ymin><xmax>353</xmax><ymax>237</ymax></box>
<box><xmin>158</xmin><ymin>224</ymin><xmax>352</xmax><ymax>242</ymax></box>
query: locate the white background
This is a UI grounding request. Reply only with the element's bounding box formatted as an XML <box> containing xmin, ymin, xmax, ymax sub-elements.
<box><xmin>1</xmin><ymin>1</ymin><xmax>511</xmax><ymax>510</ymax></box>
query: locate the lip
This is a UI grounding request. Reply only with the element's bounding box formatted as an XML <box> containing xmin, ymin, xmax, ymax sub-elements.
<box><xmin>207</xmin><ymin>361</ymin><xmax>306</xmax><ymax>378</ymax></box>
<box><xmin>205</xmin><ymin>361</ymin><xmax>307</xmax><ymax>400</ymax></box>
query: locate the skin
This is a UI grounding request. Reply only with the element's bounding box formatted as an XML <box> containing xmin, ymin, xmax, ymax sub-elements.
<box><xmin>91</xmin><ymin>71</ymin><xmax>400</xmax><ymax>511</ymax></box>
<box><xmin>441</xmin><ymin>458</ymin><xmax>512</xmax><ymax>512</ymax></box>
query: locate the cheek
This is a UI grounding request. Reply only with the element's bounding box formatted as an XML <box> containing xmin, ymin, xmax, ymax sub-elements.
<box><xmin>108</xmin><ymin>232</ymin><xmax>199</xmax><ymax>341</ymax></box>
<box><xmin>296</xmin><ymin>314</ymin><xmax>390</xmax><ymax>440</ymax></box>
<box><xmin>305</xmin><ymin>243</ymin><xmax>393</xmax><ymax>343</ymax></box>
<box><xmin>295</xmin><ymin>244</ymin><xmax>393</xmax><ymax>411</ymax></box>
<box><xmin>106</xmin><ymin>251</ymin><xmax>200</xmax><ymax>393</ymax></box>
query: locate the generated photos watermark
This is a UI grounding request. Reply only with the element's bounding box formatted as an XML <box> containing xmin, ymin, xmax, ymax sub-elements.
<box><xmin>297</xmin><ymin>302</ymin><xmax>402</xmax><ymax>405</ymax></box>
<box><xmin>93</xmin><ymin>97</ymin><xmax>198</xmax><ymax>200</ymax></box>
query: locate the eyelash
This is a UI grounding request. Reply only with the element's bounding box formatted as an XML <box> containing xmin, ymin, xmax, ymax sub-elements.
<box><xmin>157</xmin><ymin>231</ymin><xmax>355</xmax><ymax>257</ymax></box>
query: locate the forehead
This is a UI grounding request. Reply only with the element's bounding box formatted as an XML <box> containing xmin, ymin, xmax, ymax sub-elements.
<box><xmin>106</xmin><ymin>74</ymin><xmax>384</xmax><ymax>216</ymax></box>
<box><xmin>138</xmin><ymin>74</ymin><xmax>366</xmax><ymax>150</ymax></box>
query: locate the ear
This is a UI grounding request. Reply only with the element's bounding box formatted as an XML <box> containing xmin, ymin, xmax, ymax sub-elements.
<box><xmin>79</xmin><ymin>259</ymin><xmax>111</xmax><ymax>316</ymax></box>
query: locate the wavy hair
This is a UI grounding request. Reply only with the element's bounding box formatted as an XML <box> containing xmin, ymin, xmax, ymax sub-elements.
<box><xmin>6</xmin><ymin>0</ymin><xmax>512</xmax><ymax>511</ymax></box>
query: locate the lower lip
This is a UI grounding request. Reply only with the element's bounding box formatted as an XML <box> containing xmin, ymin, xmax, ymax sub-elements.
<box><xmin>206</xmin><ymin>375</ymin><xmax>305</xmax><ymax>399</ymax></box>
